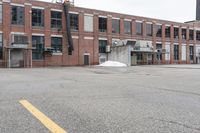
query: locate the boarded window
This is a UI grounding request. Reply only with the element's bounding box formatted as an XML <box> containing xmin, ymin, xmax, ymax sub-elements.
<box><xmin>84</xmin><ymin>15</ymin><xmax>93</xmax><ymax>32</ymax></box>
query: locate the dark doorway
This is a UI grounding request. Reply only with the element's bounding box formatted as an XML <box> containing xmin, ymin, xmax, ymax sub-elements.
<box><xmin>84</xmin><ymin>55</ymin><xmax>89</xmax><ymax>65</ymax></box>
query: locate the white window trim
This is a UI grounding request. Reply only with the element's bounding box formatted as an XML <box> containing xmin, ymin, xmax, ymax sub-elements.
<box><xmin>72</xmin><ymin>36</ymin><xmax>79</xmax><ymax>39</ymax></box>
<box><xmin>69</xmin><ymin>11</ymin><xmax>79</xmax><ymax>14</ymax></box>
<box><xmin>11</xmin><ymin>3</ymin><xmax>25</xmax><ymax>7</ymax></box>
<box><xmin>112</xmin><ymin>17</ymin><xmax>120</xmax><ymax>20</ymax></box>
<box><xmin>156</xmin><ymin>23</ymin><xmax>162</xmax><ymax>25</ymax></box>
<box><xmin>136</xmin><ymin>20</ymin><xmax>142</xmax><ymax>23</ymax></box>
<box><xmin>32</xmin><ymin>6</ymin><xmax>44</xmax><ymax>10</ymax></box>
<box><xmin>146</xmin><ymin>22</ymin><xmax>153</xmax><ymax>24</ymax></box>
<box><xmin>99</xmin><ymin>37</ymin><xmax>107</xmax><ymax>40</ymax></box>
<box><xmin>84</xmin><ymin>37</ymin><xmax>94</xmax><ymax>40</ymax></box>
<box><xmin>84</xmin><ymin>13</ymin><xmax>93</xmax><ymax>17</ymax></box>
<box><xmin>99</xmin><ymin>15</ymin><xmax>107</xmax><ymax>18</ymax></box>
<box><xmin>32</xmin><ymin>33</ymin><xmax>45</xmax><ymax>36</ymax></box>
<box><xmin>51</xmin><ymin>9</ymin><xmax>62</xmax><ymax>12</ymax></box>
<box><xmin>51</xmin><ymin>34</ymin><xmax>63</xmax><ymax>38</ymax></box>
<box><xmin>11</xmin><ymin>32</ymin><xmax>25</xmax><ymax>35</ymax></box>
<box><xmin>124</xmin><ymin>19</ymin><xmax>132</xmax><ymax>22</ymax></box>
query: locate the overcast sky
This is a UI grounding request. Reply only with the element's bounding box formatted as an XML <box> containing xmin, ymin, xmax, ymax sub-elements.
<box><xmin>42</xmin><ymin>0</ymin><xmax>196</xmax><ymax>22</ymax></box>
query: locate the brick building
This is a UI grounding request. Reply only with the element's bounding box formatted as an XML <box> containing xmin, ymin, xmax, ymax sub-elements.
<box><xmin>0</xmin><ymin>0</ymin><xmax>200</xmax><ymax>67</ymax></box>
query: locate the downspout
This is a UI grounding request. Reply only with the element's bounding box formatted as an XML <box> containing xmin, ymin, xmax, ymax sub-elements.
<box><xmin>63</xmin><ymin>1</ymin><xmax>74</xmax><ymax>55</ymax></box>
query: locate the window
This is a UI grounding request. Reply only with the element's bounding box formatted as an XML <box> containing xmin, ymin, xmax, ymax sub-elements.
<box><xmin>32</xmin><ymin>36</ymin><xmax>44</xmax><ymax>60</ymax></box>
<box><xmin>51</xmin><ymin>37</ymin><xmax>62</xmax><ymax>53</ymax></box>
<box><xmin>124</xmin><ymin>21</ymin><xmax>131</xmax><ymax>34</ymax></box>
<box><xmin>165</xmin><ymin>26</ymin><xmax>171</xmax><ymax>38</ymax></box>
<box><xmin>146</xmin><ymin>23</ymin><xmax>153</xmax><ymax>37</ymax></box>
<box><xmin>112</xmin><ymin>19</ymin><xmax>120</xmax><ymax>33</ymax></box>
<box><xmin>189</xmin><ymin>46</ymin><xmax>194</xmax><ymax>60</ymax></box>
<box><xmin>99</xmin><ymin>40</ymin><xmax>107</xmax><ymax>53</ymax></box>
<box><xmin>32</xmin><ymin>8</ymin><xmax>44</xmax><ymax>27</ymax></box>
<box><xmin>182</xmin><ymin>28</ymin><xmax>186</xmax><ymax>40</ymax></box>
<box><xmin>197</xmin><ymin>31</ymin><xmax>200</xmax><ymax>41</ymax></box>
<box><xmin>0</xmin><ymin>34</ymin><xmax>3</xmax><ymax>60</ymax></box>
<box><xmin>0</xmin><ymin>5</ymin><xmax>2</xmax><ymax>23</ymax></box>
<box><xmin>174</xmin><ymin>27</ymin><xmax>179</xmax><ymax>39</ymax></box>
<box><xmin>189</xmin><ymin>30</ymin><xmax>194</xmax><ymax>40</ymax></box>
<box><xmin>70</xmin><ymin>13</ymin><xmax>79</xmax><ymax>31</ymax></box>
<box><xmin>156</xmin><ymin>25</ymin><xmax>162</xmax><ymax>37</ymax></box>
<box><xmin>136</xmin><ymin>22</ymin><xmax>142</xmax><ymax>35</ymax></box>
<box><xmin>174</xmin><ymin>45</ymin><xmax>179</xmax><ymax>60</ymax></box>
<box><xmin>84</xmin><ymin>15</ymin><xmax>93</xmax><ymax>32</ymax></box>
<box><xmin>99</xmin><ymin>17</ymin><xmax>107</xmax><ymax>32</ymax></box>
<box><xmin>11</xmin><ymin>6</ymin><xmax>24</xmax><ymax>25</ymax></box>
<box><xmin>51</xmin><ymin>11</ymin><xmax>62</xmax><ymax>28</ymax></box>
<box><xmin>156</xmin><ymin>43</ymin><xmax>162</xmax><ymax>60</ymax></box>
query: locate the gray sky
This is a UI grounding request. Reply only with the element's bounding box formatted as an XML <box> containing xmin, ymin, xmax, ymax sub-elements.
<box><xmin>42</xmin><ymin>0</ymin><xmax>196</xmax><ymax>22</ymax></box>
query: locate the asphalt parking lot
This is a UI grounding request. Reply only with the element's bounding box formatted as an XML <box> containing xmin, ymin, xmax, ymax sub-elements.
<box><xmin>0</xmin><ymin>65</ymin><xmax>200</xmax><ymax>133</ymax></box>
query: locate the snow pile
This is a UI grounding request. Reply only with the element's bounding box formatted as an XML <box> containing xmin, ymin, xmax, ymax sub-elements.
<box><xmin>98</xmin><ymin>61</ymin><xmax>127</xmax><ymax>67</ymax></box>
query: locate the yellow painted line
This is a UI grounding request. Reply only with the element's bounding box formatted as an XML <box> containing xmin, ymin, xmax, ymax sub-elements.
<box><xmin>19</xmin><ymin>100</ymin><xmax>68</xmax><ymax>133</ymax></box>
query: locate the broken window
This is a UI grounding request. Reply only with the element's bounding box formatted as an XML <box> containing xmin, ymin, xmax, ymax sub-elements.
<box><xmin>146</xmin><ymin>23</ymin><xmax>153</xmax><ymax>37</ymax></box>
<box><xmin>124</xmin><ymin>21</ymin><xmax>131</xmax><ymax>34</ymax></box>
<box><xmin>51</xmin><ymin>37</ymin><xmax>62</xmax><ymax>53</ymax></box>
<box><xmin>112</xmin><ymin>19</ymin><xmax>120</xmax><ymax>33</ymax></box>
<box><xmin>84</xmin><ymin>15</ymin><xmax>93</xmax><ymax>32</ymax></box>
<box><xmin>189</xmin><ymin>30</ymin><xmax>194</xmax><ymax>40</ymax></box>
<box><xmin>99</xmin><ymin>17</ymin><xmax>107</xmax><ymax>32</ymax></box>
<box><xmin>196</xmin><ymin>30</ymin><xmax>200</xmax><ymax>41</ymax></box>
<box><xmin>51</xmin><ymin>11</ymin><xmax>62</xmax><ymax>28</ymax></box>
<box><xmin>32</xmin><ymin>36</ymin><xmax>44</xmax><ymax>60</ymax></box>
<box><xmin>156</xmin><ymin>25</ymin><xmax>162</xmax><ymax>37</ymax></box>
<box><xmin>99</xmin><ymin>40</ymin><xmax>107</xmax><ymax>53</ymax></box>
<box><xmin>70</xmin><ymin>13</ymin><xmax>79</xmax><ymax>31</ymax></box>
<box><xmin>174</xmin><ymin>27</ymin><xmax>179</xmax><ymax>39</ymax></box>
<box><xmin>182</xmin><ymin>28</ymin><xmax>186</xmax><ymax>40</ymax></box>
<box><xmin>11</xmin><ymin>6</ymin><xmax>24</xmax><ymax>25</ymax></box>
<box><xmin>32</xmin><ymin>8</ymin><xmax>44</xmax><ymax>27</ymax></box>
<box><xmin>136</xmin><ymin>22</ymin><xmax>142</xmax><ymax>35</ymax></box>
<box><xmin>174</xmin><ymin>45</ymin><xmax>179</xmax><ymax>60</ymax></box>
<box><xmin>189</xmin><ymin>45</ymin><xmax>194</xmax><ymax>61</ymax></box>
<box><xmin>0</xmin><ymin>34</ymin><xmax>3</xmax><ymax>60</ymax></box>
<box><xmin>165</xmin><ymin>26</ymin><xmax>171</xmax><ymax>38</ymax></box>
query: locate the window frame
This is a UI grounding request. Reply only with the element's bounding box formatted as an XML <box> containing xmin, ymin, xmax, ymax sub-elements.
<box><xmin>174</xmin><ymin>44</ymin><xmax>179</xmax><ymax>61</ymax></box>
<box><xmin>99</xmin><ymin>40</ymin><xmax>107</xmax><ymax>53</ymax></box>
<box><xmin>165</xmin><ymin>26</ymin><xmax>171</xmax><ymax>38</ymax></box>
<box><xmin>112</xmin><ymin>19</ymin><xmax>120</xmax><ymax>34</ymax></box>
<box><xmin>32</xmin><ymin>36</ymin><xmax>45</xmax><ymax>60</ymax></box>
<box><xmin>124</xmin><ymin>20</ymin><xmax>132</xmax><ymax>35</ymax></box>
<box><xmin>11</xmin><ymin>6</ymin><xmax>24</xmax><ymax>25</ymax></box>
<box><xmin>51</xmin><ymin>37</ymin><xmax>63</xmax><ymax>53</ymax></box>
<box><xmin>156</xmin><ymin>25</ymin><xmax>162</xmax><ymax>37</ymax></box>
<box><xmin>146</xmin><ymin>23</ymin><xmax>153</xmax><ymax>37</ymax></box>
<box><xmin>51</xmin><ymin>11</ymin><xmax>62</xmax><ymax>29</ymax></box>
<box><xmin>32</xmin><ymin>8</ymin><xmax>44</xmax><ymax>27</ymax></box>
<box><xmin>99</xmin><ymin>17</ymin><xmax>107</xmax><ymax>33</ymax></box>
<box><xmin>69</xmin><ymin>13</ymin><xmax>79</xmax><ymax>31</ymax></box>
<box><xmin>136</xmin><ymin>22</ymin><xmax>143</xmax><ymax>36</ymax></box>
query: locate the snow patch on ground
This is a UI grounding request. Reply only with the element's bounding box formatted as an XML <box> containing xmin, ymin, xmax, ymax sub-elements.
<box><xmin>98</xmin><ymin>61</ymin><xmax>127</xmax><ymax>67</ymax></box>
